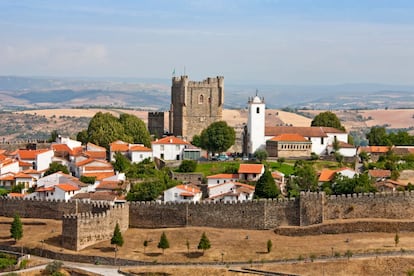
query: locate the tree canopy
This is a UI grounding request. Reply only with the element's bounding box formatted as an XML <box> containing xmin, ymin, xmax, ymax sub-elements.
<box><xmin>366</xmin><ymin>126</ymin><xmax>414</xmax><ymax>146</ymax></box>
<box><xmin>254</xmin><ymin>169</ymin><xmax>280</xmax><ymax>198</ymax></box>
<box><xmin>158</xmin><ymin>232</ymin><xmax>170</xmax><ymax>254</ymax></box>
<box><xmin>197</xmin><ymin>232</ymin><xmax>211</xmax><ymax>253</ymax></box>
<box><xmin>199</xmin><ymin>121</ymin><xmax>235</xmax><ymax>155</ymax></box>
<box><xmin>111</xmin><ymin>222</ymin><xmax>124</xmax><ymax>248</ymax></box>
<box><xmin>10</xmin><ymin>213</ymin><xmax>23</xmax><ymax>243</ymax></box>
<box><xmin>311</xmin><ymin>111</ymin><xmax>345</xmax><ymax>131</ymax></box>
<box><xmin>44</xmin><ymin>161</ymin><xmax>69</xmax><ymax>176</ymax></box>
<box><xmin>77</xmin><ymin>112</ymin><xmax>151</xmax><ymax>150</ymax></box>
<box><xmin>287</xmin><ymin>161</ymin><xmax>318</xmax><ymax>195</ymax></box>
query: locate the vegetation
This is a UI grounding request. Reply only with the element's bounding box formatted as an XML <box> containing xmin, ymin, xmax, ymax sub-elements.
<box><xmin>286</xmin><ymin>160</ymin><xmax>318</xmax><ymax>197</ymax></box>
<box><xmin>311</xmin><ymin>111</ymin><xmax>345</xmax><ymax>131</ymax></box>
<box><xmin>199</xmin><ymin>121</ymin><xmax>235</xmax><ymax>155</ymax></box>
<box><xmin>0</xmin><ymin>253</ymin><xmax>17</xmax><ymax>270</ymax></box>
<box><xmin>254</xmin><ymin>169</ymin><xmax>280</xmax><ymax>198</ymax></box>
<box><xmin>254</xmin><ymin>149</ymin><xmax>268</xmax><ymax>162</ymax></box>
<box><xmin>366</xmin><ymin>126</ymin><xmax>414</xmax><ymax>146</ymax></box>
<box><xmin>158</xmin><ymin>232</ymin><xmax>170</xmax><ymax>254</ymax></box>
<box><xmin>77</xmin><ymin>112</ymin><xmax>151</xmax><ymax>149</ymax></box>
<box><xmin>197</xmin><ymin>232</ymin><xmax>211</xmax><ymax>254</ymax></box>
<box><xmin>111</xmin><ymin>222</ymin><xmax>124</xmax><ymax>264</ymax></box>
<box><xmin>45</xmin><ymin>260</ymin><xmax>64</xmax><ymax>276</ymax></box>
<box><xmin>10</xmin><ymin>214</ymin><xmax>23</xmax><ymax>243</ymax></box>
<box><xmin>267</xmin><ymin>239</ymin><xmax>273</xmax><ymax>253</ymax></box>
<box><xmin>177</xmin><ymin>160</ymin><xmax>197</xmax><ymax>173</ymax></box>
<box><xmin>80</xmin><ymin>175</ymin><xmax>96</xmax><ymax>184</ymax></box>
<box><xmin>43</xmin><ymin>161</ymin><xmax>69</xmax><ymax>176</ymax></box>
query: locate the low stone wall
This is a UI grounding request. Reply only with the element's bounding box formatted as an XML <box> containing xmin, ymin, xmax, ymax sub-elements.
<box><xmin>275</xmin><ymin>219</ymin><xmax>414</xmax><ymax>236</ymax></box>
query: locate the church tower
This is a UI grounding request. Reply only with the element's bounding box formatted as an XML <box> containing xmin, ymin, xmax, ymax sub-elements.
<box><xmin>247</xmin><ymin>92</ymin><xmax>265</xmax><ymax>155</ymax></box>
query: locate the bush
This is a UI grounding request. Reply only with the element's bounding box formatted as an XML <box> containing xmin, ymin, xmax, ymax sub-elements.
<box><xmin>45</xmin><ymin>260</ymin><xmax>63</xmax><ymax>274</ymax></box>
<box><xmin>178</xmin><ymin>160</ymin><xmax>197</xmax><ymax>173</ymax></box>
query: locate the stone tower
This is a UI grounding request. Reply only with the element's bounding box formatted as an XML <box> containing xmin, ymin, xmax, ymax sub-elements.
<box><xmin>169</xmin><ymin>75</ymin><xmax>224</xmax><ymax>141</ymax></box>
<box><xmin>246</xmin><ymin>93</ymin><xmax>265</xmax><ymax>155</ymax></box>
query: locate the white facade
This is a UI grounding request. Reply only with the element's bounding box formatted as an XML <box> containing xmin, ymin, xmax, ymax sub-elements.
<box><xmin>36</xmin><ymin>150</ymin><xmax>54</xmax><ymax>171</ymax></box>
<box><xmin>56</xmin><ymin>136</ymin><xmax>82</xmax><ymax>150</ymax></box>
<box><xmin>163</xmin><ymin>184</ymin><xmax>202</xmax><ymax>203</ymax></box>
<box><xmin>208</xmin><ymin>182</ymin><xmax>255</xmax><ymax>202</ymax></box>
<box><xmin>152</xmin><ymin>136</ymin><xmax>190</xmax><ymax>161</ymax></box>
<box><xmin>0</xmin><ymin>159</ymin><xmax>19</xmax><ymax>175</ymax></box>
<box><xmin>247</xmin><ymin>95</ymin><xmax>266</xmax><ymax>154</ymax></box>
<box><xmin>130</xmin><ymin>149</ymin><xmax>153</xmax><ymax>163</ymax></box>
<box><xmin>206</xmin><ymin>174</ymin><xmax>240</xmax><ymax>187</ymax></box>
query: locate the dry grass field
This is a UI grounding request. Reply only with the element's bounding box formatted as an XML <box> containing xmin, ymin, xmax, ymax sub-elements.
<box><xmin>2</xmin><ymin>217</ymin><xmax>414</xmax><ymax>275</ymax></box>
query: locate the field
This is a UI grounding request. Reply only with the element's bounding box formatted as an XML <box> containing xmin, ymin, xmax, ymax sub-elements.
<box><xmin>2</xmin><ymin>217</ymin><xmax>414</xmax><ymax>275</ymax></box>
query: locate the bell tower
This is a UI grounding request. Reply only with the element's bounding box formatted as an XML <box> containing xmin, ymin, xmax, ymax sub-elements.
<box><xmin>247</xmin><ymin>90</ymin><xmax>265</xmax><ymax>155</ymax></box>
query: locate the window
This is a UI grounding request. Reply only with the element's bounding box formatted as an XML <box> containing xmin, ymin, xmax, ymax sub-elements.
<box><xmin>174</xmin><ymin>193</ymin><xmax>178</xmax><ymax>197</ymax></box>
<box><xmin>321</xmin><ymin>137</ymin><xmax>324</xmax><ymax>145</ymax></box>
<box><xmin>256</xmin><ymin>107</ymin><xmax>260</xmax><ymax>114</ymax></box>
<box><xmin>160</xmin><ymin>153</ymin><xmax>164</xmax><ymax>159</ymax></box>
<box><xmin>140</xmin><ymin>154</ymin><xmax>143</xmax><ymax>158</ymax></box>
<box><xmin>160</xmin><ymin>145</ymin><xmax>164</xmax><ymax>151</ymax></box>
<box><xmin>199</xmin><ymin>94</ymin><xmax>204</xmax><ymax>104</ymax></box>
<box><xmin>176</xmin><ymin>145</ymin><xmax>180</xmax><ymax>150</ymax></box>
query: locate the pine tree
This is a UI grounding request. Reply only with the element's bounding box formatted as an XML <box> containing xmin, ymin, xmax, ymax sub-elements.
<box><xmin>10</xmin><ymin>213</ymin><xmax>23</xmax><ymax>243</ymax></box>
<box><xmin>254</xmin><ymin>169</ymin><xmax>280</xmax><ymax>198</ymax></box>
<box><xmin>197</xmin><ymin>232</ymin><xmax>211</xmax><ymax>254</ymax></box>
<box><xmin>157</xmin><ymin>232</ymin><xmax>170</xmax><ymax>254</ymax></box>
<box><xmin>111</xmin><ymin>222</ymin><xmax>124</xmax><ymax>264</ymax></box>
<box><xmin>267</xmin><ymin>239</ymin><xmax>272</xmax><ymax>253</ymax></box>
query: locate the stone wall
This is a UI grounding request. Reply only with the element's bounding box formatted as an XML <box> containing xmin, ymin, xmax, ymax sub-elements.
<box><xmin>148</xmin><ymin>112</ymin><xmax>165</xmax><ymax>138</ymax></box>
<box><xmin>324</xmin><ymin>192</ymin><xmax>414</xmax><ymax>220</ymax></box>
<box><xmin>170</xmin><ymin>172</ymin><xmax>204</xmax><ymax>185</ymax></box>
<box><xmin>62</xmin><ymin>203</ymin><xmax>129</xmax><ymax>251</ymax></box>
<box><xmin>300</xmin><ymin>192</ymin><xmax>324</xmax><ymax>226</ymax></box>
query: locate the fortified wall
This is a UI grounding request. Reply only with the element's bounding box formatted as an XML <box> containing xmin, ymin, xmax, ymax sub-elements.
<box><xmin>2</xmin><ymin>192</ymin><xmax>414</xmax><ymax>251</ymax></box>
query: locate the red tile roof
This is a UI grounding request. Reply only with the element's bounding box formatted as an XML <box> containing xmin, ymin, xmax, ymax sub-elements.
<box><xmin>8</xmin><ymin>193</ymin><xmax>25</xmax><ymax>198</ymax></box>
<box><xmin>82</xmin><ymin>172</ymin><xmax>115</xmax><ymax>180</ymax></box>
<box><xmin>238</xmin><ymin>164</ymin><xmax>264</xmax><ymax>174</ymax></box>
<box><xmin>51</xmin><ymin>143</ymin><xmax>72</xmax><ymax>153</ymax></box>
<box><xmin>270</xmin><ymin>133</ymin><xmax>309</xmax><ymax>142</ymax></box>
<box><xmin>84</xmin><ymin>151</ymin><xmax>107</xmax><ymax>159</ymax></box>
<box><xmin>368</xmin><ymin>169</ymin><xmax>391</xmax><ymax>178</ymax></box>
<box><xmin>207</xmin><ymin>174</ymin><xmax>239</xmax><ymax>179</ymax></box>
<box><xmin>110</xmin><ymin>141</ymin><xmax>129</xmax><ymax>152</ymax></box>
<box><xmin>19</xmin><ymin>160</ymin><xmax>33</xmax><ymax>167</ymax></box>
<box><xmin>14</xmin><ymin>172</ymin><xmax>33</xmax><ymax>178</ymax></box>
<box><xmin>152</xmin><ymin>136</ymin><xmax>189</xmax><ymax>145</ymax></box>
<box><xmin>359</xmin><ymin>146</ymin><xmax>390</xmax><ymax>154</ymax></box>
<box><xmin>129</xmin><ymin>145</ymin><xmax>152</xmax><ymax>152</ymax></box>
<box><xmin>18</xmin><ymin>149</ymin><xmax>50</xmax><ymax>160</ymax></box>
<box><xmin>175</xmin><ymin>184</ymin><xmax>201</xmax><ymax>195</ymax></box>
<box><xmin>265</xmin><ymin>126</ymin><xmax>329</xmax><ymax>138</ymax></box>
<box><xmin>36</xmin><ymin>187</ymin><xmax>54</xmax><ymax>192</ymax></box>
<box><xmin>96</xmin><ymin>180</ymin><xmax>125</xmax><ymax>190</ymax></box>
<box><xmin>56</xmin><ymin>184</ymin><xmax>80</xmax><ymax>192</ymax></box>
<box><xmin>318</xmin><ymin>169</ymin><xmax>337</xmax><ymax>182</ymax></box>
<box><xmin>72</xmin><ymin>191</ymin><xmax>120</xmax><ymax>201</ymax></box>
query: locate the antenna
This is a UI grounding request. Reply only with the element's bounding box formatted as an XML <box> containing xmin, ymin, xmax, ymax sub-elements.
<box><xmin>255</xmin><ymin>89</ymin><xmax>258</xmax><ymax>96</ymax></box>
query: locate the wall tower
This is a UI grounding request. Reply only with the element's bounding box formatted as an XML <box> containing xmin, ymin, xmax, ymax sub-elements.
<box><xmin>169</xmin><ymin>75</ymin><xmax>224</xmax><ymax>141</ymax></box>
<box><xmin>247</xmin><ymin>92</ymin><xmax>265</xmax><ymax>155</ymax></box>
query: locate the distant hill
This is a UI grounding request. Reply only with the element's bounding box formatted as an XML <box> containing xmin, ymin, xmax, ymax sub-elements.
<box><xmin>1</xmin><ymin>76</ymin><xmax>414</xmax><ymax>110</ymax></box>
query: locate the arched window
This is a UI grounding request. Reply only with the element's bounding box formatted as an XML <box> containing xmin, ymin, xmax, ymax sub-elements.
<box><xmin>199</xmin><ymin>94</ymin><xmax>204</xmax><ymax>104</ymax></box>
<box><xmin>256</xmin><ymin>107</ymin><xmax>260</xmax><ymax>114</ymax></box>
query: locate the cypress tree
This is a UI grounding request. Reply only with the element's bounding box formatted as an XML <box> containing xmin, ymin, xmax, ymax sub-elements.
<box><xmin>254</xmin><ymin>169</ymin><xmax>280</xmax><ymax>198</ymax></box>
<box><xmin>10</xmin><ymin>213</ymin><xmax>23</xmax><ymax>243</ymax></box>
<box><xmin>197</xmin><ymin>232</ymin><xmax>211</xmax><ymax>254</ymax></box>
<box><xmin>158</xmin><ymin>232</ymin><xmax>170</xmax><ymax>254</ymax></box>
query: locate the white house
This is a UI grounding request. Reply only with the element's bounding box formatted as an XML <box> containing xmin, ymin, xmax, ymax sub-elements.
<box><xmin>74</xmin><ymin>158</ymin><xmax>114</xmax><ymax>178</ymax></box>
<box><xmin>163</xmin><ymin>184</ymin><xmax>202</xmax><ymax>203</ymax></box>
<box><xmin>206</xmin><ymin>173</ymin><xmax>240</xmax><ymax>186</ymax></box>
<box><xmin>0</xmin><ymin>156</ymin><xmax>19</xmax><ymax>175</ymax></box>
<box><xmin>130</xmin><ymin>144</ymin><xmax>153</xmax><ymax>163</ymax></box>
<box><xmin>208</xmin><ymin>182</ymin><xmax>255</xmax><ymax>202</ymax></box>
<box><xmin>238</xmin><ymin>163</ymin><xmax>264</xmax><ymax>181</ymax></box>
<box><xmin>16</xmin><ymin>149</ymin><xmax>54</xmax><ymax>171</ymax></box>
<box><xmin>152</xmin><ymin>136</ymin><xmax>191</xmax><ymax>161</ymax></box>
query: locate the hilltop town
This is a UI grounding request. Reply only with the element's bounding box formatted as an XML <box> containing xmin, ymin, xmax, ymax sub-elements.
<box><xmin>1</xmin><ymin>76</ymin><xmax>414</xmax><ymax>275</ymax></box>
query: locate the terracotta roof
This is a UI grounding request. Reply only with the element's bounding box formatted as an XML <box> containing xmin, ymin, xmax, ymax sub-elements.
<box><xmin>175</xmin><ymin>184</ymin><xmax>201</xmax><ymax>194</ymax></box>
<box><xmin>152</xmin><ymin>136</ymin><xmax>189</xmax><ymax>145</ymax></box>
<box><xmin>84</xmin><ymin>151</ymin><xmax>107</xmax><ymax>159</ymax></box>
<box><xmin>8</xmin><ymin>193</ymin><xmax>25</xmax><ymax>198</ymax></box>
<box><xmin>0</xmin><ymin>158</ymin><xmax>16</xmax><ymax>166</ymax></box>
<box><xmin>0</xmin><ymin>154</ymin><xmax>6</xmax><ymax>161</ymax></box>
<box><xmin>51</xmin><ymin>143</ymin><xmax>72</xmax><ymax>153</ymax></box>
<box><xmin>82</xmin><ymin>172</ymin><xmax>115</xmax><ymax>180</ymax></box>
<box><xmin>96</xmin><ymin>180</ymin><xmax>125</xmax><ymax>190</ymax></box>
<box><xmin>368</xmin><ymin>169</ymin><xmax>391</xmax><ymax>178</ymax></box>
<box><xmin>359</xmin><ymin>146</ymin><xmax>390</xmax><ymax>154</ymax></box>
<box><xmin>318</xmin><ymin>168</ymin><xmax>337</xmax><ymax>182</ymax></box>
<box><xmin>86</xmin><ymin>142</ymin><xmax>106</xmax><ymax>151</ymax></box>
<box><xmin>19</xmin><ymin>160</ymin><xmax>33</xmax><ymax>167</ymax></box>
<box><xmin>270</xmin><ymin>133</ymin><xmax>309</xmax><ymax>142</ymax></box>
<box><xmin>271</xmin><ymin>171</ymin><xmax>284</xmax><ymax>179</ymax></box>
<box><xmin>84</xmin><ymin>166</ymin><xmax>114</xmax><ymax>172</ymax></box>
<box><xmin>0</xmin><ymin>174</ymin><xmax>15</xmax><ymax>181</ymax></box>
<box><xmin>129</xmin><ymin>145</ymin><xmax>152</xmax><ymax>152</ymax></box>
<box><xmin>337</xmin><ymin>141</ymin><xmax>355</xmax><ymax>149</ymax></box>
<box><xmin>321</xmin><ymin>127</ymin><xmax>347</xmax><ymax>134</ymax></box>
<box><xmin>71</xmin><ymin>146</ymin><xmax>84</xmax><ymax>156</ymax></box>
<box><xmin>22</xmin><ymin>169</ymin><xmax>40</xmax><ymax>174</ymax></box>
<box><xmin>56</xmin><ymin>184</ymin><xmax>80</xmax><ymax>192</ymax></box>
<box><xmin>36</xmin><ymin>186</ymin><xmax>54</xmax><ymax>192</ymax></box>
<box><xmin>110</xmin><ymin>141</ymin><xmax>129</xmax><ymax>152</ymax></box>
<box><xmin>75</xmin><ymin>158</ymin><xmax>95</xmax><ymax>167</ymax></box>
<box><xmin>238</xmin><ymin>164</ymin><xmax>264</xmax><ymax>174</ymax></box>
<box><xmin>14</xmin><ymin>172</ymin><xmax>33</xmax><ymax>178</ymax></box>
<box><xmin>207</xmin><ymin>174</ymin><xmax>239</xmax><ymax>179</ymax></box>
<box><xmin>265</xmin><ymin>126</ymin><xmax>328</xmax><ymax>138</ymax></box>
<box><xmin>18</xmin><ymin>149</ymin><xmax>50</xmax><ymax>160</ymax></box>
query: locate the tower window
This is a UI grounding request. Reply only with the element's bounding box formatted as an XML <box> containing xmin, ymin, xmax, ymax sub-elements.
<box><xmin>256</xmin><ymin>107</ymin><xmax>260</xmax><ymax>114</ymax></box>
<box><xmin>199</xmin><ymin>94</ymin><xmax>204</xmax><ymax>104</ymax></box>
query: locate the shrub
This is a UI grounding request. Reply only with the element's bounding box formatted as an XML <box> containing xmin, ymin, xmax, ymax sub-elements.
<box><xmin>45</xmin><ymin>260</ymin><xmax>63</xmax><ymax>274</ymax></box>
<box><xmin>178</xmin><ymin>160</ymin><xmax>197</xmax><ymax>173</ymax></box>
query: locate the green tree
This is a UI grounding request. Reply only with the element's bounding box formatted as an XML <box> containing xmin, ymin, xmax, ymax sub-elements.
<box><xmin>43</xmin><ymin>162</ymin><xmax>69</xmax><ymax>176</ymax></box>
<box><xmin>11</xmin><ymin>183</ymin><xmax>24</xmax><ymax>193</ymax></box>
<box><xmin>366</xmin><ymin>126</ymin><xmax>389</xmax><ymax>146</ymax></box>
<box><xmin>311</xmin><ymin>111</ymin><xmax>345</xmax><ymax>131</ymax></box>
<box><xmin>254</xmin><ymin>149</ymin><xmax>268</xmax><ymax>163</ymax></box>
<box><xmin>111</xmin><ymin>222</ymin><xmax>124</xmax><ymax>264</ymax></box>
<box><xmin>112</xmin><ymin>152</ymin><xmax>131</xmax><ymax>173</ymax></box>
<box><xmin>119</xmin><ymin>113</ymin><xmax>151</xmax><ymax>148</ymax></box>
<box><xmin>143</xmin><ymin>240</ymin><xmax>148</xmax><ymax>253</ymax></box>
<box><xmin>80</xmin><ymin>175</ymin><xmax>96</xmax><ymax>184</ymax></box>
<box><xmin>267</xmin><ymin>239</ymin><xmax>272</xmax><ymax>253</ymax></box>
<box><xmin>191</xmin><ymin>135</ymin><xmax>201</xmax><ymax>147</ymax></box>
<box><xmin>178</xmin><ymin>160</ymin><xmax>197</xmax><ymax>172</ymax></box>
<box><xmin>292</xmin><ymin>161</ymin><xmax>318</xmax><ymax>192</ymax></box>
<box><xmin>10</xmin><ymin>214</ymin><xmax>23</xmax><ymax>243</ymax></box>
<box><xmin>76</xmin><ymin>129</ymin><xmax>89</xmax><ymax>145</ymax></box>
<box><xmin>47</xmin><ymin>130</ymin><xmax>59</xmax><ymax>143</ymax></box>
<box><xmin>254</xmin><ymin>169</ymin><xmax>280</xmax><ymax>198</ymax></box>
<box><xmin>395</xmin><ymin>232</ymin><xmax>400</xmax><ymax>247</ymax></box>
<box><xmin>199</xmin><ymin>121</ymin><xmax>235</xmax><ymax>156</ymax></box>
<box><xmin>197</xmin><ymin>232</ymin><xmax>211</xmax><ymax>254</ymax></box>
<box><xmin>158</xmin><ymin>232</ymin><xmax>170</xmax><ymax>254</ymax></box>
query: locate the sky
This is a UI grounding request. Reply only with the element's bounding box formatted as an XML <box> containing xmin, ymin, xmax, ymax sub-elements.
<box><xmin>1</xmin><ymin>0</ymin><xmax>414</xmax><ymax>85</ymax></box>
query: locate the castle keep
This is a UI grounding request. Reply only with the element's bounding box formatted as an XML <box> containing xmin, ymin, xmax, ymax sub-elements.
<box><xmin>169</xmin><ymin>76</ymin><xmax>224</xmax><ymax>141</ymax></box>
